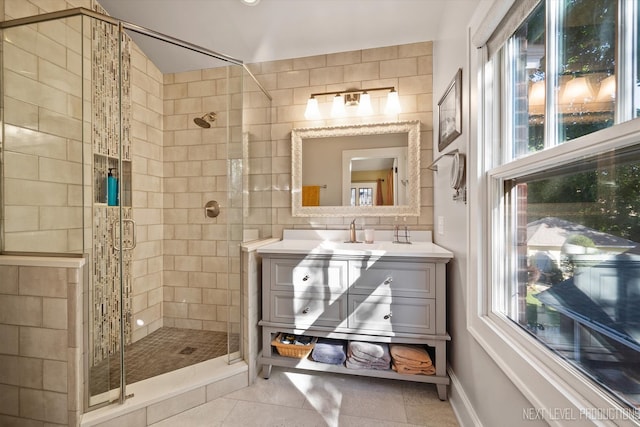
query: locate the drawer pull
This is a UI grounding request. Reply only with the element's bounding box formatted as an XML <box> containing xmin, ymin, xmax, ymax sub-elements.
<box><xmin>302</xmin><ymin>307</ymin><xmax>310</xmax><ymax>314</ymax></box>
<box><xmin>384</xmin><ymin>311</ymin><xmax>393</xmax><ymax>320</ymax></box>
<box><xmin>383</xmin><ymin>276</ymin><xmax>393</xmax><ymax>285</ymax></box>
<box><xmin>302</xmin><ymin>274</ymin><xmax>310</xmax><ymax>281</ymax></box>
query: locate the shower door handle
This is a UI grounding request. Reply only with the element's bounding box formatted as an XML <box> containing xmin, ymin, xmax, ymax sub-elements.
<box><xmin>123</xmin><ymin>219</ymin><xmax>137</xmax><ymax>250</ymax></box>
<box><xmin>112</xmin><ymin>219</ymin><xmax>137</xmax><ymax>251</ymax></box>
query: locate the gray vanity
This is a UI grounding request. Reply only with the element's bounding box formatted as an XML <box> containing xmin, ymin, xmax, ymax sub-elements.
<box><xmin>257</xmin><ymin>230</ymin><xmax>453</xmax><ymax>400</ymax></box>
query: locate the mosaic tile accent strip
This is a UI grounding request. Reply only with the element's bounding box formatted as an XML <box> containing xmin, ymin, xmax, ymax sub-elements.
<box><xmin>91</xmin><ymin>4</ymin><xmax>131</xmax><ymax>160</ymax></box>
<box><xmin>90</xmin><ymin>6</ymin><xmax>133</xmax><ymax>365</ymax></box>
<box><xmin>91</xmin><ymin>206</ymin><xmax>133</xmax><ymax>364</ymax></box>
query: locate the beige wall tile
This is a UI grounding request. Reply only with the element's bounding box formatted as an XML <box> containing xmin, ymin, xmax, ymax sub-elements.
<box><xmin>0</xmin><ymin>325</ymin><xmax>20</xmax><ymax>355</ymax></box>
<box><xmin>20</xmin><ymin>327</ymin><xmax>67</xmax><ymax>361</ymax></box>
<box><xmin>4</xmin><ymin>179</ymin><xmax>69</xmax><ymax>207</ymax></box>
<box><xmin>0</xmin><ymin>266</ymin><xmax>19</xmax><ymax>294</ymax></box>
<box><xmin>43</xmin><ymin>298</ymin><xmax>67</xmax><ymax>329</ymax></box>
<box><xmin>0</xmin><ymin>355</ymin><xmax>19</xmax><ymax>385</ymax></box>
<box><xmin>4</xmin><ymin>124</ymin><xmax>68</xmax><ymax>159</ymax></box>
<box><xmin>276</xmin><ymin>70</ymin><xmax>310</xmax><ymax>89</ymax></box>
<box><xmin>0</xmin><ymin>295</ymin><xmax>42</xmax><ymax>326</ymax></box>
<box><xmin>327</xmin><ymin>50</ymin><xmax>362</xmax><ymax>66</ymax></box>
<box><xmin>43</xmin><ymin>360</ymin><xmax>67</xmax><ymax>393</ymax></box>
<box><xmin>187</xmin><ymin>80</ymin><xmax>216</xmax><ymax>98</ymax></box>
<box><xmin>39</xmin><ymin>206</ymin><xmax>82</xmax><ymax>230</ymax></box>
<box><xmin>0</xmin><ymin>384</ymin><xmax>19</xmax><ymax>416</ymax></box>
<box><xmin>362</xmin><ymin>45</ymin><xmax>399</xmax><ymax>62</ymax></box>
<box><xmin>380</xmin><ymin>57</ymin><xmax>418</xmax><ymax>79</ymax></box>
<box><xmin>344</xmin><ymin>61</ymin><xmax>380</xmax><ymax>82</ymax></box>
<box><xmin>19</xmin><ymin>357</ymin><xmax>42</xmax><ymax>388</ymax></box>
<box><xmin>3</xmin><ymin>97</ymin><xmax>38</xmax><ymax>129</ymax></box>
<box><xmin>19</xmin><ymin>267</ymin><xmax>67</xmax><ymax>297</ymax></box>
<box><xmin>39</xmin><ymin>57</ymin><xmax>82</xmax><ymax>97</ymax></box>
<box><xmin>188</xmin><ymin>304</ymin><xmax>216</xmax><ymax>321</ymax></box>
<box><xmin>174</xmin><ymin>287</ymin><xmax>202</xmax><ymax>304</ymax></box>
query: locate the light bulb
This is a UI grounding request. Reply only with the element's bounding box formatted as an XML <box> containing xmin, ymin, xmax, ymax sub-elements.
<box><xmin>384</xmin><ymin>89</ymin><xmax>401</xmax><ymax>115</ymax></box>
<box><xmin>331</xmin><ymin>94</ymin><xmax>346</xmax><ymax>117</ymax></box>
<box><xmin>357</xmin><ymin>92</ymin><xmax>373</xmax><ymax>115</ymax></box>
<box><xmin>304</xmin><ymin>97</ymin><xmax>320</xmax><ymax>120</ymax></box>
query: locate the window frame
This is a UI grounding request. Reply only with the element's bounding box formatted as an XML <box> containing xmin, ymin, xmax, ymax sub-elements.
<box><xmin>469</xmin><ymin>0</ymin><xmax>640</xmax><ymax>424</ymax></box>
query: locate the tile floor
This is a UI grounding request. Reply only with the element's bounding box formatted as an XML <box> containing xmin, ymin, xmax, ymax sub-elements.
<box><xmin>149</xmin><ymin>366</ymin><xmax>460</xmax><ymax>427</ymax></box>
<box><xmin>90</xmin><ymin>327</ymin><xmax>239</xmax><ymax>394</ymax></box>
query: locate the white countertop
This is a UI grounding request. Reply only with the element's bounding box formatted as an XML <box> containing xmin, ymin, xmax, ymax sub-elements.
<box><xmin>257</xmin><ymin>229</ymin><xmax>453</xmax><ymax>259</ymax></box>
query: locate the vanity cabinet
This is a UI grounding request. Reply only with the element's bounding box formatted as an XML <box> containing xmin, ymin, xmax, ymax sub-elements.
<box><xmin>258</xmin><ymin>232</ymin><xmax>453</xmax><ymax>400</ymax></box>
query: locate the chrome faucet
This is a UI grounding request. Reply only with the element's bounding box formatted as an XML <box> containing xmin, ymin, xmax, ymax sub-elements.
<box><xmin>346</xmin><ymin>219</ymin><xmax>360</xmax><ymax>243</ymax></box>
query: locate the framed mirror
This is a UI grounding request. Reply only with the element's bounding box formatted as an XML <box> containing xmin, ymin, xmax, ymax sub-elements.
<box><xmin>292</xmin><ymin>120</ymin><xmax>421</xmax><ymax>217</ymax></box>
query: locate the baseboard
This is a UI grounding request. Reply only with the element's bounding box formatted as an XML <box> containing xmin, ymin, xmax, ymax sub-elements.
<box><xmin>448</xmin><ymin>367</ymin><xmax>483</xmax><ymax>427</ymax></box>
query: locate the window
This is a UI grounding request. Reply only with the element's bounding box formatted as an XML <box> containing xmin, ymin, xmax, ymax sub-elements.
<box><xmin>505</xmin><ymin>0</ymin><xmax>617</xmax><ymax>161</ymax></box>
<box><xmin>487</xmin><ymin>0</ymin><xmax>640</xmax><ymax>412</ymax></box>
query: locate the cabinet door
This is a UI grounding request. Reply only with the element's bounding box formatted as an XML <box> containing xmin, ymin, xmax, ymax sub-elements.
<box><xmin>348</xmin><ymin>295</ymin><xmax>435</xmax><ymax>334</ymax></box>
<box><xmin>271</xmin><ymin>258</ymin><xmax>348</xmax><ymax>294</ymax></box>
<box><xmin>271</xmin><ymin>291</ymin><xmax>348</xmax><ymax>327</ymax></box>
<box><xmin>349</xmin><ymin>260</ymin><xmax>435</xmax><ymax>298</ymax></box>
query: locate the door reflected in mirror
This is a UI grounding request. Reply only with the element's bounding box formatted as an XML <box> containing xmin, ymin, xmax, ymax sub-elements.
<box><xmin>292</xmin><ymin>121</ymin><xmax>420</xmax><ymax>217</ymax></box>
<box><xmin>342</xmin><ymin>147</ymin><xmax>408</xmax><ymax>207</ymax></box>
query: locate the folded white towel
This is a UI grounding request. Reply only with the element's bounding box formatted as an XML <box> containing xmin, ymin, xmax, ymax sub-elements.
<box><xmin>348</xmin><ymin>341</ymin><xmax>390</xmax><ymax>363</ymax></box>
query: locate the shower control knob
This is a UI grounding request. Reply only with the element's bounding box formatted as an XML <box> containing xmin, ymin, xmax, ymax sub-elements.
<box><xmin>302</xmin><ymin>307</ymin><xmax>310</xmax><ymax>314</ymax></box>
<box><xmin>204</xmin><ymin>200</ymin><xmax>220</xmax><ymax>218</ymax></box>
<box><xmin>383</xmin><ymin>312</ymin><xmax>393</xmax><ymax>320</ymax></box>
<box><xmin>383</xmin><ymin>276</ymin><xmax>393</xmax><ymax>285</ymax></box>
<box><xmin>302</xmin><ymin>274</ymin><xmax>310</xmax><ymax>281</ymax></box>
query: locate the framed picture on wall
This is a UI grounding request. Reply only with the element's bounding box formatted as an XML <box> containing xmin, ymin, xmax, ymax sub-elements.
<box><xmin>437</xmin><ymin>68</ymin><xmax>462</xmax><ymax>152</ymax></box>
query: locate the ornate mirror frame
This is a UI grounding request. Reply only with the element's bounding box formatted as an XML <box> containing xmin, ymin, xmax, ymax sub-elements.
<box><xmin>291</xmin><ymin>120</ymin><xmax>421</xmax><ymax>217</ymax></box>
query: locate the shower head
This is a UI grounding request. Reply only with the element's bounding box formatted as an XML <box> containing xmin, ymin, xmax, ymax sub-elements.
<box><xmin>194</xmin><ymin>112</ymin><xmax>217</xmax><ymax>128</ymax></box>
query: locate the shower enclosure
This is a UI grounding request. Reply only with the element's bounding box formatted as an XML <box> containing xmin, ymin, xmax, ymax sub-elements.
<box><xmin>0</xmin><ymin>6</ymin><xmax>271</xmax><ymax>411</ymax></box>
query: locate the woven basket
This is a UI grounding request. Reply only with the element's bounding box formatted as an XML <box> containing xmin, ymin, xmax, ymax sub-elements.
<box><xmin>272</xmin><ymin>333</ymin><xmax>316</xmax><ymax>358</ymax></box>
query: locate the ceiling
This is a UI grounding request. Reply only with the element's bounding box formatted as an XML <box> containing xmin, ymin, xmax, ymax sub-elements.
<box><xmin>98</xmin><ymin>0</ymin><xmax>482</xmax><ymax>73</ymax></box>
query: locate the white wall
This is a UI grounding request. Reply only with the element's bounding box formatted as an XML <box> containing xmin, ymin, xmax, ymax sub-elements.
<box><xmin>432</xmin><ymin>2</ymin><xmax>548</xmax><ymax>426</ymax></box>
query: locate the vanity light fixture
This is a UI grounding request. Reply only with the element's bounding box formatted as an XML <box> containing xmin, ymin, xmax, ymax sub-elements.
<box><xmin>304</xmin><ymin>86</ymin><xmax>401</xmax><ymax>119</ymax></box>
<box><xmin>240</xmin><ymin>0</ymin><xmax>260</xmax><ymax>5</ymax></box>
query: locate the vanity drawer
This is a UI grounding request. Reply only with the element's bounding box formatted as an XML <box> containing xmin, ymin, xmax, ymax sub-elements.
<box><xmin>349</xmin><ymin>260</ymin><xmax>435</xmax><ymax>298</ymax></box>
<box><xmin>270</xmin><ymin>258</ymin><xmax>348</xmax><ymax>293</ymax></box>
<box><xmin>271</xmin><ymin>291</ymin><xmax>348</xmax><ymax>327</ymax></box>
<box><xmin>348</xmin><ymin>295</ymin><xmax>435</xmax><ymax>334</ymax></box>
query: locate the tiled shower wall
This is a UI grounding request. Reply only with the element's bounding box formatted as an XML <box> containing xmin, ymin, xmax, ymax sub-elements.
<box><xmin>129</xmin><ymin>43</ymin><xmax>165</xmax><ymax>343</ymax></box>
<box><xmin>161</xmin><ymin>63</ymin><xmax>273</xmax><ymax>332</ymax></box>
<box><xmin>245</xmin><ymin>42</ymin><xmax>435</xmax><ymax>236</ymax></box>
<box><xmin>2</xmin><ymin>0</ymin><xmax>91</xmax><ymax>253</ymax></box>
<box><xmin>0</xmin><ymin>259</ymin><xmax>85</xmax><ymax>426</ymax></box>
<box><xmin>162</xmin><ymin>67</ymin><xmax>240</xmax><ymax>332</ymax></box>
